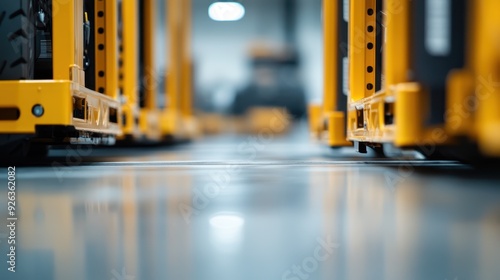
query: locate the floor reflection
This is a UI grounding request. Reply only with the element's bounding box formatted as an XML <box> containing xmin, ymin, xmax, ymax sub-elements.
<box><xmin>1</xmin><ymin>135</ymin><xmax>500</xmax><ymax>280</ymax></box>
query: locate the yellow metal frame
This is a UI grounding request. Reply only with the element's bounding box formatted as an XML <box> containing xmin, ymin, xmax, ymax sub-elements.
<box><xmin>317</xmin><ymin>0</ymin><xmax>449</xmax><ymax>149</ymax></box>
<box><xmin>165</xmin><ymin>0</ymin><xmax>198</xmax><ymax>139</ymax></box>
<box><xmin>119</xmin><ymin>0</ymin><xmax>198</xmax><ymax>143</ymax></box>
<box><xmin>340</xmin><ymin>0</ymin><xmax>454</xmax><ymax>151</ymax></box>
<box><xmin>311</xmin><ymin>0</ymin><xmax>350</xmax><ymax>147</ymax></box>
<box><xmin>94</xmin><ymin>0</ymin><xmax>119</xmax><ymax>99</ymax></box>
<box><xmin>139</xmin><ymin>0</ymin><xmax>164</xmax><ymax>141</ymax></box>
<box><xmin>178</xmin><ymin>0</ymin><xmax>198</xmax><ymax>138</ymax></box>
<box><xmin>0</xmin><ymin>0</ymin><xmax>121</xmax><ymax>138</ymax></box>
<box><xmin>1</xmin><ymin>0</ymin><xmax>198</xmax><ymax>147</ymax></box>
<box><xmin>346</xmin><ymin>0</ymin><xmax>500</xmax><ymax>156</ymax></box>
<box><xmin>319</xmin><ymin>0</ymin><xmax>500</xmax><ymax>158</ymax></box>
<box><xmin>345</xmin><ymin>0</ymin><xmax>451</xmax><ymax>148</ymax></box>
<box><xmin>346</xmin><ymin>0</ymin><xmax>397</xmax><ymax>145</ymax></box>
<box><xmin>447</xmin><ymin>0</ymin><xmax>500</xmax><ymax>156</ymax></box>
<box><xmin>120</xmin><ymin>0</ymin><xmax>140</xmax><ymax>139</ymax></box>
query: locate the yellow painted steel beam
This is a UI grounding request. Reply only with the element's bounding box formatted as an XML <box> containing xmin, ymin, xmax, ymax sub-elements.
<box><xmin>364</xmin><ymin>0</ymin><xmax>376</xmax><ymax>97</ymax></box>
<box><xmin>94</xmin><ymin>0</ymin><xmax>106</xmax><ymax>93</ymax></box>
<box><xmin>349</xmin><ymin>0</ymin><xmax>368</xmax><ymax>102</ymax></box>
<box><xmin>472</xmin><ymin>0</ymin><xmax>500</xmax><ymax>156</ymax></box>
<box><xmin>92</xmin><ymin>0</ymin><xmax>120</xmax><ymax>99</ymax></box>
<box><xmin>52</xmin><ymin>0</ymin><xmax>80</xmax><ymax>81</ymax></box>
<box><xmin>308</xmin><ymin>103</ymin><xmax>322</xmax><ymax>137</ymax></box>
<box><xmin>137</xmin><ymin>0</ymin><xmax>162</xmax><ymax>141</ymax></box>
<box><xmin>119</xmin><ymin>0</ymin><xmax>140</xmax><ymax>137</ymax></box>
<box><xmin>122</xmin><ymin>0</ymin><xmax>138</xmax><ymax>106</ymax></box>
<box><xmin>318</xmin><ymin>0</ymin><xmax>351</xmax><ymax>147</ymax></box>
<box><xmin>384</xmin><ymin>0</ymin><xmax>410</xmax><ymax>87</ymax></box>
<box><xmin>445</xmin><ymin>70</ymin><xmax>475</xmax><ymax>137</ymax></box>
<box><xmin>143</xmin><ymin>0</ymin><xmax>156</xmax><ymax>109</ymax></box>
<box><xmin>104</xmin><ymin>0</ymin><xmax>119</xmax><ymax>100</ymax></box>
<box><xmin>0</xmin><ymin>81</ymin><xmax>120</xmax><ymax>135</ymax></box>
<box><xmin>167</xmin><ymin>0</ymin><xmax>180</xmax><ymax>113</ymax></box>
<box><xmin>180</xmin><ymin>0</ymin><xmax>193</xmax><ymax>117</ymax></box>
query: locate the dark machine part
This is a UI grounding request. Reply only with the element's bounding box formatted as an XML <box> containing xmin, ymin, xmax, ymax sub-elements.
<box><xmin>232</xmin><ymin>54</ymin><xmax>307</xmax><ymax>118</ymax></box>
<box><xmin>138</xmin><ymin>0</ymin><xmax>146</xmax><ymax>108</ymax></box>
<box><xmin>336</xmin><ymin>0</ymin><xmax>348</xmax><ymax>112</ymax></box>
<box><xmin>411</xmin><ymin>0</ymin><xmax>467</xmax><ymax>125</ymax></box>
<box><xmin>117</xmin><ymin>0</ymin><xmax>124</xmax><ymax>96</ymax></box>
<box><xmin>375</xmin><ymin>0</ymin><xmax>384</xmax><ymax>92</ymax></box>
<box><xmin>0</xmin><ymin>0</ymin><xmax>35</xmax><ymax>80</ymax></box>
<box><xmin>84</xmin><ymin>0</ymin><xmax>96</xmax><ymax>90</ymax></box>
<box><xmin>83</xmin><ymin>7</ymin><xmax>91</xmax><ymax>71</ymax></box>
<box><xmin>33</xmin><ymin>0</ymin><xmax>53</xmax><ymax>79</ymax></box>
<box><xmin>0</xmin><ymin>0</ymin><xmax>92</xmax><ymax>81</ymax></box>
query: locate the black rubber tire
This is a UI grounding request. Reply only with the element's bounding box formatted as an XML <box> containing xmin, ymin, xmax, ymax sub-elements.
<box><xmin>0</xmin><ymin>0</ymin><xmax>35</xmax><ymax>80</ymax></box>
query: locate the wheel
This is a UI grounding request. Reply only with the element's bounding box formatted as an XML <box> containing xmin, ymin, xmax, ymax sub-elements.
<box><xmin>0</xmin><ymin>0</ymin><xmax>35</xmax><ymax>80</ymax></box>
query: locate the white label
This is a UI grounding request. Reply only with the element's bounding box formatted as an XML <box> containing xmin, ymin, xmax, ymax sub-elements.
<box><xmin>343</xmin><ymin>0</ymin><xmax>349</xmax><ymax>23</ymax></box>
<box><xmin>40</xmin><ymin>40</ymin><xmax>52</xmax><ymax>59</ymax></box>
<box><xmin>425</xmin><ymin>0</ymin><xmax>451</xmax><ymax>56</ymax></box>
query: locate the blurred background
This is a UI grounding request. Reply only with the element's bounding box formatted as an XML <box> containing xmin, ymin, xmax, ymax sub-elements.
<box><xmin>191</xmin><ymin>0</ymin><xmax>322</xmax><ymax>119</ymax></box>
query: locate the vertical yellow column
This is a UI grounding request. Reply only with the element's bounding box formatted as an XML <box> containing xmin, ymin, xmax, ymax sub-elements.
<box><xmin>52</xmin><ymin>0</ymin><xmax>77</xmax><ymax>81</ymax></box>
<box><xmin>322</xmin><ymin>0</ymin><xmax>351</xmax><ymax>146</ymax></box>
<box><xmin>385</xmin><ymin>0</ymin><xmax>411</xmax><ymax>140</ymax></box>
<box><xmin>95</xmin><ymin>0</ymin><xmax>107</xmax><ymax>92</ymax></box>
<box><xmin>180</xmin><ymin>0</ymin><xmax>193</xmax><ymax>117</ymax></box>
<box><xmin>143</xmin><ymin>0</ymin><xmax>156</xmax><ymax>109</ymax></box>
<box><xmin>167</xmin><ymin>0</ymin><xmax>180</xmax><ymax>113</ymax></box>
<box><xmin>474</xmin><ymin>0</ymin><xmax>500</xmax><ymax>156</ymax></box>
<box><xmin>349</xmin><ymin>0</ymin><xmax>367</xmax><ymax>101</ymax></box>
<box><xmin>122</xmin><ymin>0</ymin><xmax>138</xmax><ymax>106</ymax></box>
<box><xmin>105</xmin><ymin>0</ymin><xmax>119</xmax><ymax>100</ymax></box>
<box><xmin>384</xmin><ymin>0</ymin><xmax>410</xmax><ymax>87</ymax></box>
<box><xmin>364</xmin><ymin>0</ymin><xmax>376</xmax><ymax>97</ymax></box>
<box><xmin>445</xmin><ymin>70</ymin><xmax>474</xmax><ymax>136</ymax></box>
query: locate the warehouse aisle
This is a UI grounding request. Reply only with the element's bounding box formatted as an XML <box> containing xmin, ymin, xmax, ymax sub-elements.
<box><xmin>1</xmin><ymin>124</ymin><xmax>500</xmax><ymax>280</ymax></box>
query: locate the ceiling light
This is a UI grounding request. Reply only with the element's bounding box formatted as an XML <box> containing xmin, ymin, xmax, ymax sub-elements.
<box><xmin>208</xmin><ymin>2</ymin><xmax>245</xmax><ymax>22</ymax></box>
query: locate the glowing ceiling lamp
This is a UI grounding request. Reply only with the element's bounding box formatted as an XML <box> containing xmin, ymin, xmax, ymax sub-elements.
<box><xmin>208</xmin><ymin>2</ymin><xmax>246</xmax><ymax>22</ymax></box>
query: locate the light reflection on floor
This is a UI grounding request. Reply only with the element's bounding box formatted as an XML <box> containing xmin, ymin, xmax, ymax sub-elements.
<box><xmin>1</xmin><ymin>125</ymin><xmax>500</xmax><ymax>280</ymax></box>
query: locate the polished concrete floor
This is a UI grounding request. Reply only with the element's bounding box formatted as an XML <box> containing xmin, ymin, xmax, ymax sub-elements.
<box><xmin>1</xmin><ymin>124</ymin><xmax>500</xmax><ymax>280</ymax></box>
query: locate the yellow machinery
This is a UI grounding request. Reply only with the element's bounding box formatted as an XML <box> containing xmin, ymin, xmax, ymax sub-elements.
<box><xmin>120</xmin><ymin>0</ymin><xmax>197</xmax><ymax>143</ymax></box>
<box><xmin>0</xmin><ymin>0</ymin><xmax>121</xmax><ymax>156</ymax></box>
<box><xmin>310</xmin><ymin>0</ymin><xmax>351</xmax><ymax>148</ymax></box>
<box><xmin>0</xmin><ymin>0</ymin><xmax>196</xmax><ymax>157</ymax></box>
<box><xmin>314</xmin><ymin>0</ymin><xmax>500</xmax><ymax>160</ymax></box>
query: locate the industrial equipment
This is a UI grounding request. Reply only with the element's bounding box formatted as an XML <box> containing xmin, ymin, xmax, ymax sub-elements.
<box><xmin>120</xmin><ymin>0</ymin><xmax>198</xmax><ymax>143</ymax></box>
<box><xmin>315</xmin><ymin>0</ymin><xmax>500</xmax><ymax>160</ymax></box>
<box><xmin>0</xmin><ymin>0</ymin><xmax>197</xmax><ymax>158</ymax></box>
